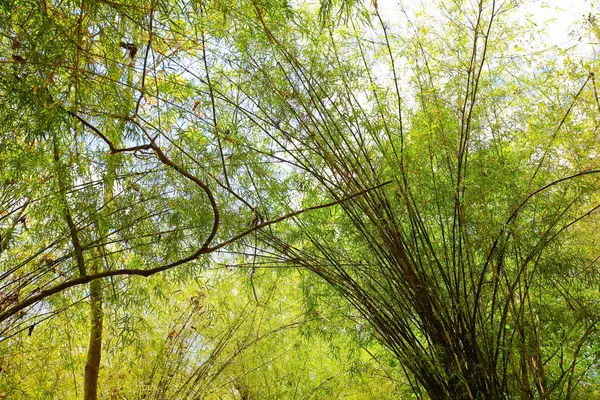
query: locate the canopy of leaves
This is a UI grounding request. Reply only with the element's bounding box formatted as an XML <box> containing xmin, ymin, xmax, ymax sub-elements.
<box><xmin>1</xmin><ymin>0</ymin><xmax>600</xmax><ymax>398</ymax></box>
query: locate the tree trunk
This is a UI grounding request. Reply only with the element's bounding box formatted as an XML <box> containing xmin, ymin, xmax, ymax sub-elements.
<box><xmin>84</xmin><ymin>272</ymin><xmax>103</xmax><ymax>400</ymax></box>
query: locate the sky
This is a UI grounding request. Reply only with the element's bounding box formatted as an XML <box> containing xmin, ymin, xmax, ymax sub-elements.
<box><xmin>374</xmin><ymin>0</ymin><xmax>598</xmax><ymax>54</ymax></box>
<box><xmin>357</xmin><ymin>0</ymin><xmax>600</xmax><ymax>99</ymax></box>
<box><xmin>515</xmin><ymin>0</ymin><xmax>598</xmax><ymax>53</ymax></box>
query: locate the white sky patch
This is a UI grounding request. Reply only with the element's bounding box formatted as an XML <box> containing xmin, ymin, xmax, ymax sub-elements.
<box><xmin>515</xmin><ymin>1</ymin><xmax>593</xmax><ymax>44</ymax></box>
<box><xmin>375</xmin><ymin>0</ymin><xmax>598</xmax><ymax>49</ymax></box>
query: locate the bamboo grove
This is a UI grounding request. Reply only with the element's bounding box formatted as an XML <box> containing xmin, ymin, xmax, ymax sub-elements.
<box><xmin>1</xmin><ymin>0</ymin><xmax>600</xmax><ymax>398</ymax></box>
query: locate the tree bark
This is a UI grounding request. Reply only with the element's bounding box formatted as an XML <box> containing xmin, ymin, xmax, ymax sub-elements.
<box><xmin>84</xmin><ymin>266</ymin><xmax>103</xmax><ymax>400</ymax></box>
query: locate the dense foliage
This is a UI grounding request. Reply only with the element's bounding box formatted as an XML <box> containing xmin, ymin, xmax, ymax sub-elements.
<box><xmin>1</xmin><ymin>0</ymin><xmax>600</xmax><ymax>398</ymax></box>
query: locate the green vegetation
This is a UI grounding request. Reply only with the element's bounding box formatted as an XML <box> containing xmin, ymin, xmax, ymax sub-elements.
<box><xmin>1</xmin><ymin>0</ymin><xmax>600</xmax><ymax>398</ymax></box>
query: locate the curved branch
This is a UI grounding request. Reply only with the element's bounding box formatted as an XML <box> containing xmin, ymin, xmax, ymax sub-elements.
<box><xmin>150</xmin><ymin>143</ymin><xmax>220</xmax><ymax>247</ymax></box>
<box><xmin>70</xmin><ymin>112</ymin><xmax>220</xmax><ymax>248</ymax></box>
<box><xmin>0</xmin><ymin>181</ymin><xmax>391</xmax><ymax>323</ymax></box>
